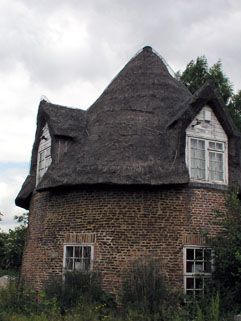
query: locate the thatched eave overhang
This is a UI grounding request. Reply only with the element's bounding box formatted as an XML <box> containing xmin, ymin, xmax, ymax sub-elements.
<box><xmin>15</xmin><ymin>175</ymin><xmax>35</xmax><ymax>210</ymax></box>
<box><xmin>15</xmin><ymin>47</ymin><xmax>241</xmax><ymax>209</ymax></box>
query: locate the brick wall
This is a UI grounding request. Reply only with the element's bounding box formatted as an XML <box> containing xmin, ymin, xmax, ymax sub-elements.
<box><xmin>21</xmin><ymin>185</ymin><xmax>226</xmax><ymax>295</ymax></box>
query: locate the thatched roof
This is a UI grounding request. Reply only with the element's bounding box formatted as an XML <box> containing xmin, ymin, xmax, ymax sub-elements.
<box><xmin>16</xmin><ymin>46</ymin><xmax>241</xmax><ymax>209</ymax></box>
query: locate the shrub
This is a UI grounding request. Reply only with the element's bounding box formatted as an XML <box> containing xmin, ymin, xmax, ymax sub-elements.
<box><xmin>0</xmin><ymin>279</ymin><xmax>39</xmax><ymax>315</ymax></box>
<box><xmin>44</xmin><ymin>271</ymin><xmax>116</xmax><ymax>314</ymax></box>
<box><xmin>120</xmin><ymin>257</ymin><xmax>167</xmax><ymax>318</ymax></box>
<box><xmin>204</xmin><ymin>188</ymin><xmax>241</xmax><ymax>314</ymax></box>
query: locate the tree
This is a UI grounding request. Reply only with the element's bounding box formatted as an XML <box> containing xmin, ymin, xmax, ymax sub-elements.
<box><xmin>176</xmin><ymin>56</ymin><xmax>209</xmax><ymax>95</ymax></box>
<box><xmin>177</xmin><ymin>56</ymin><xmax>233</xmax><ymax>104</ymax></box>
<box><xmin>177</xmin><ymin>55</ymin><xmax>241</xmax><ymax>131</ymax></box>
<box><xmin>227</xmin><ymin>90</ymin><xmax>241</xmax><ymax>132</ymax></box>
<box><xmin>0</xmin><ymin>213</ymin><xmax>28</xmax><ymax>271</ymax></box>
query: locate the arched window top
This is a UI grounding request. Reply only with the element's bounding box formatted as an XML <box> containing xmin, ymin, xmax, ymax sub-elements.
<box><xmin>36</xmin><ymin>123</ymin><xmax>52</xmax><ymax>185</ymax></box>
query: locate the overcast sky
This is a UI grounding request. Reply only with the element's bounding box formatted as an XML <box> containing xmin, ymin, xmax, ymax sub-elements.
<box><xmin>1</xmin><ymin>0</ymin><xmax>241</xmax><ymax>231</ymax></box>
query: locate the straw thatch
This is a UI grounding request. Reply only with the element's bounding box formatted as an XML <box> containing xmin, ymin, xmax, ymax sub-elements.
<box><xmin>15</xmin><ymin>46</ymin><xmax>241</xmax><ymax>209</ymax></box>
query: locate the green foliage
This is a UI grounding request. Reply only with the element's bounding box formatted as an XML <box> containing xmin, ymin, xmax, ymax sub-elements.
<box><xmin>177</xmin><ymin>55</ymin><xmax>233</xmax><ymax>104</ymax></box>
<box><xmin>176</xmin><ymin>56</ymin><xmax>209</xmax><ymax>95</ymax></box>
<box><xmin>227</xmin><ymin>90</ymin><xmax>241</xmax><ymax>132</ymax></box>
<box><xmin>0</xmin><ymin>269</ymin><xmax>19</xmax><ymax>278</ymax></box>
<box><xmin>120</xmin><ymin>257</ymin><xmax>167</xmax><ymax>318</ymax></box>
<box><xmin>0</xmin><ymin>232</ymin><xmax>8</xmax><ymax>268</ymax></box>
<box><xmin>206</xmin><ymin>189</ymin><xmax>241</xmax><ymax>312</ymax></box>
<box><xmin>0</xmin><ymin>280</ymin><xmax>39</xmax><ymax>315</ymax></box>
<box><xmin>177</xmin><ymin>55</ymin><xmax>241</xmax><ymax>139</ymax></box>
<box><xmin>0</xmin><ymin>278</ymin><xmax>236</xmax><ymax>321</ymax></box>
<box><xmin>44</xmin><ymin>271</ymin><xmax>115</xmax><ymax>315</ymax></box>
<box><xmin>0</xmin><ymin>213</ymin><xmax>28</xmax><ymax>271</ymax></box>
<box><xmin>2</xmin><ymin>226</ymin><xmax>27</xmax><ymax>270</ymax></box>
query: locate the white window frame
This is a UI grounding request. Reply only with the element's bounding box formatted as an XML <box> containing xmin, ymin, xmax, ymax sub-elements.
<box><xmin>186</xmin><ymin>136</ymin><xmax>228</xmax><ymax>185</ymax></box>
<box><xmin>183</xmin><ymin>246</ymin><xmax>213</xmax><ymax>297</ymax></box>
<box><xmin>63</xmin><ymin>244</ymin><xmax>94</xmax><ymax>273</ymax></box>
<box><xmin>36</xmin><ymin>124</ymin><xmax>52</xmax><ymax>185</ymax></box>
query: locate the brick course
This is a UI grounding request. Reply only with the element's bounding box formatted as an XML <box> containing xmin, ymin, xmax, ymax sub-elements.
<box><xmin>21</xmin><ymin>185</ymin><xmax>226</xmax><ymax>295</ymax></box>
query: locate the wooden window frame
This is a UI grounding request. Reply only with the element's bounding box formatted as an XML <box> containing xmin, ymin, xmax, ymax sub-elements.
<box><xmin>183</xmin><ymin>246</ymin><xmax>213</xmax><ymax>297</ymax></box>
<box><xmin>63</xmin><ymin>244</ymin><xmax>94</xmax><ymax>273</ymax></box>
<box><xmin>186</xmin><ymin>136</ymin><xmax>228</xmax><ymax>185</ymax></box>
<box><xmin>36</xmin><ymin>124</ymin><xmax>52</xmax><ymax>185</ymax></box>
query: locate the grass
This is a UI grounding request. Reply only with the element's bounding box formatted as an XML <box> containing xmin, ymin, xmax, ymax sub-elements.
<box><xmin>0</xmin><ymin>263</ymin><xmax>239</xmax><ymax>321</ymax></box>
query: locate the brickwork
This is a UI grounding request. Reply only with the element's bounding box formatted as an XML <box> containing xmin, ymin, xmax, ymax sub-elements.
<box><xmin>21</xmin><ymin>185</ymin><xmax>226</xmax><ymax>295</ymax></box>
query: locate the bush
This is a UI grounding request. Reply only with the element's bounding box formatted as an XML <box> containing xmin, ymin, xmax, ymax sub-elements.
<box><xmin>44</xmin><ymin>271</ymin><xmax>116</xmax><ymax>314</ymax></box>
<box><xmin>120</xmin><ymin>257</ymin><xmax>167</xmax><ymax>318</ymax></box>
<box><xmin>0</xmin><ymin>279</ymin><xmax>39</xmax><ymax>315</ymax></box>
<box><xmin>205</xmin><ymin>188</ymin><xmax>241</xmax><ymax>314</ymax></box>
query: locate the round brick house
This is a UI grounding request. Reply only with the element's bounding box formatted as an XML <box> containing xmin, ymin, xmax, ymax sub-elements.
<box><xmin>16</xmin><ymin>46</ymin><xmax>241</xmax><ymax>296</ymax></box>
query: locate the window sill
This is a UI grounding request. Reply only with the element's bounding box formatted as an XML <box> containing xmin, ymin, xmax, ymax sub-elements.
<box><xmin>188</xmin><ymin>181</ymin><xmax>228</xmax><ymax>191</ymax></box>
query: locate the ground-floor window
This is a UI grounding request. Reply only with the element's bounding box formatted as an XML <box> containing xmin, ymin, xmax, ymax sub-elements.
<box><xmin>183</xmin><ymin>246</ymin><xmax>213</xmax><ymax>296</ymax></box>
<box><xmin>63</xmin><ymin>244</ymin><xmax>94</xmax><ymax>272</ymax></box>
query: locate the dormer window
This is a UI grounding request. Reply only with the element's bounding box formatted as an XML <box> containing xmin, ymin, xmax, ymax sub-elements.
<box><xmin>186</xmin><ymin>106</ymin><xmax>228</xmax><ymax>185</ymax></box>
<box><xmin>189</xmin><ymin>138</ymin><xmax>226</xmax><ymax>183</ymax></box>
<box><xmin>36</xmin><ymin>123</ymin><xmax>52</xmax><ymax>185</ymax></box>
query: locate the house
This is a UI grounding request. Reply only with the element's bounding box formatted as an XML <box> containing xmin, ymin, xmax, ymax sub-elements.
<box><xmin>16</xmin><ymin>46</ymin><xmax>241</xmax><ymax>296</ymax></box>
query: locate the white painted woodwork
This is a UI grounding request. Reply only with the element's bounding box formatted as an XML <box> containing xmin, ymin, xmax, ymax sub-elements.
<box><xmin>186</xmin><ymin>106</ymin><xmax>227</xmax><ymax>142</ymax></box>
<box><xmin>185</xmin><ymin>105</ymin><xmax>228</xmax><ymax>185</ymax></box>
<box><xmin>36</xmin><ymin>123</ymin><xmax>52</xmax><ymax>185</ymax></box>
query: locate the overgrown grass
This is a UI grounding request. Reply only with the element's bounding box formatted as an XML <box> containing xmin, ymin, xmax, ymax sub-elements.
<box><xmin>120</xmin><ymin>257</ymin><xmax>167</xmax><ymax>318</ymax></box>
<box><xmin>0</xmin><ymin>261</ymin><xmax>239</xmax><ymax>321</ymax></box>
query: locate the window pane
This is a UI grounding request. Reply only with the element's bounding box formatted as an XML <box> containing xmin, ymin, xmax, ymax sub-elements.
<box><xmin>66</xmin><ymin>247</ymin><xmax>73</xmax><ymax>258</ymax></box>
<box><xmin>186</xmin><ymin>278</ymin><xmax>194</xmax><ymax>289</ymax></box>
<box><xmin>45</xmin><ymin>147</ymin><xmax>51</xmax><ymax>157</ymax></box>
<box><xmin>187</xmin><ymin>262</ymin><xmax>194</xmax><ymax>273</ymax></box>
<box><xmin>190</xmin><ymin>139</ymin><xmax>206</xmax><ymax>180</ymax></box>
<box><xmin>195</xmin><ymin>263</ymin><xmax>203</xmax><ymax>273</ymax></box>
<box><xmin>209</xmin><ymin>151</ymin><xmax>224</xmax><ymax>181</ymax></box>
<box><xmin>39</xmin><ymin>151</ymin><xmax>45</xmax><ymax>161</ymax></box>
<box><xmin>66</xmin><ymin>258</ymin><xmax>73</xmax><ymax>270</ymax></box>
<box><xmin>74</xmin><ymin>258</ymin><xmax>82</xmax><ymax>270</ymax></box>
<box><xmin>216</xmin><ymin>143</ymin><xmax>223</xmax><ymax>150</ymax></box>
<box><xmin>209</xmin><ymin>142</ymin><xmax>215</xmax><ymax>149</ymax></box>
<box><xmin>198</xmin><ymin>140</ymin><xmax>205</xmax><ymax>150</ymax></box>
<box><xmin>83</xmin><ymin>246</ymin><xmax>91</xmax><ymax>258</ymax></box>
<box><xmin>196</xmin><ymin>249</ymin><xmax>203</xmax><ymax>260</ymax></box>
<box><xmin>45</xmin><ymin>157</ymin><xmax>52</xmax><ymax>168</ymax></box>
<box><xmin>75</xmin><ymin>246</ymin><xmax>82</xmax><ymax>258</ymax></box>
<box><xmin>187</xmin><ymin>249</ymin><xmax>194</xmax><ymax>260</ymax></box>
<box><xmin>209</xmin><ymin>152</ymin><xmax>215</xmax><ymax>161</ymax></box>
<box><xmin>83</xmin><ymin>258</ymin><xmax>91</xmax><ymax>271</ymax></box>
<box><xmin>191</xmin><ymin>139</ymin><xmax>197</xmax><ymax>148</ymax></box>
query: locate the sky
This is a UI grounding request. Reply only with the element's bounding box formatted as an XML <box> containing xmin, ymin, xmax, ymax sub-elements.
<box><xmin>1</xmin><ymin>0</ymin><xmax>241</xmax><ymax>232</ymax></box>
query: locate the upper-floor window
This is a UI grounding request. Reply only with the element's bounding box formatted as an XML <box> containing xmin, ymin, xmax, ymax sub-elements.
<box><xmin>188</xmin><ymin>137</ymin><xmax>227</xmax><ymax>183</ymax></box>
<box><xmin>36</xmin><ymin>123</ymin><xmax>52</xmax><ymax>185</ymax></box>
<box><xmin>186</xmin><ymin>105</ymin><xmax>228</xmax><ymax>185</ymax></box>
